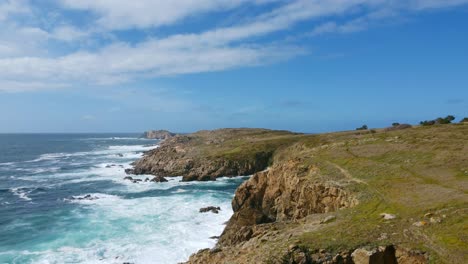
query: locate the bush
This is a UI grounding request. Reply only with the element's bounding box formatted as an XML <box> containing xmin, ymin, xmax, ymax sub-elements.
<box><xmin>356</xmin><ymin>125</ymin><xmax>368</xmax><ymax>131</ymax></box>
<box><xmin>461</xmin><ymin>117</ymin><xmax>468</xmax><ymax>123</ymax></box>
<box><xmin>392</xmin><ymin>122</ymin><xmax>400</xmax><ymax>127</ymax></box>
<box><xmin>420</xmin><ymin>115</ymin><xmax>455</xmax><ymax>126</ymax></box>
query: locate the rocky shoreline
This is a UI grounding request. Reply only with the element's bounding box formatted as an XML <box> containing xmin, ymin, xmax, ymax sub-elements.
<box><xmin>130</xmin><ymin>125</ymin><xmax>468</xmax><ymax>263</ymax></box>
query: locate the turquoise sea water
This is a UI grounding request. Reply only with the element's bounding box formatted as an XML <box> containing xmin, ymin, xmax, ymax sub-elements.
<box><xmin>0</xmin><ymin>134</ymin><xmax>246</xmax><ymax>264</ymax></box>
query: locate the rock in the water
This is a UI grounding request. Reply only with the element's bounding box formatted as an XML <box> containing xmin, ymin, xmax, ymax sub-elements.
<box><xmin>132</xmin><ymin>179</ymin><xmax>142</xmax><ymax>183</ymax></box>
<box><xmin>123</xmin><ymin>176</ymin><xmax>133</xmax><ymax>181</ymax></box>
<box><xmin>73</xmin><ymin>194</ymin><xmax>98</xmax><ymax>201</ymax></box>
<box><xmin>199</xmin><ymin>206</ymin><xmax>221</xmax><ymax>214</ymax></box>
<box><xmin>144</xmin><ymin>178</ymin><xmax>150</xmax><ymax>182</ymax></box>
<box><xmin>150</xmin><ymin>175</ymin><xmax>168</xmax><ymax>182</ymax></box>
<box><xmin>125</xmin><ymin>168</ymin><xmax>135</xmax><ymax>175</ymax></box>
<box><xmin>116</xmin><ymin>153</ymin><xmax>124</xmax><ymax>157</ymax></box>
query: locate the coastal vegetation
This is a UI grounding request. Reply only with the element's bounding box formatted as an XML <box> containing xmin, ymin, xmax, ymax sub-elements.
<box><xmin>130</xmin><ymin>120</ymin><xmax>468</xmax><ymax>263</ymax></box>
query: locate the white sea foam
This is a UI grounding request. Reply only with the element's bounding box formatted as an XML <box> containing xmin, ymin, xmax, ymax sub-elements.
<box><xmin>10</xmin><ymin>187</ymin><xmax>32</xmax><ymax>201</ymax></box>
<box><xmin>2</xmin><ymin>140</ymin><xmax>243</xmax><ymax>264</ymax></box>
<box><xmin>54</xmin><ymin>189</ymin><xmax>233</xmax><ymax>264</ymax></box>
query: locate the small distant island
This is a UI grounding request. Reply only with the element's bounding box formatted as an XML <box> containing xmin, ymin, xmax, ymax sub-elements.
<box><xmin>141</xmin><ymin>130</ymin><xmax>177</xmax><ymax>140</ymax></box>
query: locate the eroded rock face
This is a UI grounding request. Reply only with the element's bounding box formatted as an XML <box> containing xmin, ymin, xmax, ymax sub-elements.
<box><xmin>132</xmin><ymin>135</ymin><xmax>273</xmax><ymax>181</ymax></box>
<box><xmin>218</xmin><ymin>159</ymin><xmax>358</xmax><ymax>246</ymax></box>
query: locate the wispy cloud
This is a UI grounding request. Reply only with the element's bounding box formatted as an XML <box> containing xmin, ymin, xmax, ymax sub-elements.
<box><xmin>0</xmin><ymin>0</ymin><xmax>467</xmax><ymax>92</ymax></box>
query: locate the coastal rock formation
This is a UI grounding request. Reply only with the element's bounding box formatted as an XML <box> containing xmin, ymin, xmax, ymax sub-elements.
<box><xmin>150</xmin><ymin>175</ymin><xmax>168</xmax><ymax>182</ymax></box>
<box><xmin>181</xmin><ymin>125</ymin><xmax>467</xmax><ymax>263</ymax></box>
<box><xmin>141</xmin><ymin>130</ymin><xmax>176</xmax><ymax>140</ymax></box>
<box><xmin>132</xmin><ymin>129</ymin><xmax>298</xmax><ymax>181</ymax></box>
<box><xmin>218</xmin><ymin>159</ymin><xmax>358</xmax><ymax>246</ymax></box>
<box><xmin>199</xmin><ymin>206</ymin><xmax>221</xmax><ymax>214</ymax></box>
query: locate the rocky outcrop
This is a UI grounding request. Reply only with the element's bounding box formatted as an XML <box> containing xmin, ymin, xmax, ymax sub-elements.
<box><xmin>199</xmin><ymin>206</ymin><xmax>221</xmax><ymax>214</ymax></box>
<box><xmin>383</xmin><ymin>124</ymin><xmax>412</xmax><ymax>132</ymax></box>
<box><xmin>150</xmin><ymin>175</ymin><xmax>168</xmax><ymax>182</ymax></box>
<box><xmin>141</xmin><ymin>130</ymin><xmax>176</xmax><ymax>140</ymax></box>
<box><xmin>132</xmin><ymin>134</ymin><xmax>274</xmax><ymax>181</ymax></box>
<box><xmin>218</xmin><ymin>159</ymin><xmax>358</xmax><ymax>246</ymax></box>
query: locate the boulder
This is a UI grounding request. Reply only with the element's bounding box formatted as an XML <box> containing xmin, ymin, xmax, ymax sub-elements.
<box><xmin>150</xmin><ymin>175</ymin><xmax>168</xmax><ymax>183</ymax></box>
<box><xmin>125</xmin><ymin>168</ymin><xmax>135</xmax><ymax>175</ymax></box>
<box><xmin>199</xmin><ymin>206</ymin><xmax>221</xmax><ymax>214</ymax></box>
<box><xmin>380</xmin><ymin>213</ymin><xmax>397</xmax><ymax>220</ymax></box>
<box><xmin>351</xmin><ymin>246</ymin><xmax>397</xmax><ymax>264</ymax></box>
<box><xmin>123</xmin><ymin>176</ymin><xmax>133</xmax><ymax>181</ymax></box>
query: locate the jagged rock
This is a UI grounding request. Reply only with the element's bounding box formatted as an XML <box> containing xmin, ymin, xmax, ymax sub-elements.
<box><xmin>150</xmin><ymin>175</ymin><xmax>168</xmax><ymax>182</ymax></box>
<box><xmin>200</xmin><ymin>206</ymin><xmax>221</xmax><ymax>214</ymax></box>
<box><xmin>131</xmin><ymin>129</ymin><xmax>286</xmax><ymax>181</ymax></box>
<box><xmin>351</xmin><ymin>246</ymin><xmax>397</xmax><ymax>264</ymax></box>
<box><xmin>219</xmin><ymin>160</ymin><xmax>358</xmax><ymax>246</ymax></box>
<box><xmin>124</xmin><ymin>168</ymin><xmax>135</xmax><ymax>175</ymax></box>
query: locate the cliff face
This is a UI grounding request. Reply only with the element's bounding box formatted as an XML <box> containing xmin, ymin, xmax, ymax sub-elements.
<box><xmin>141</xmin><ymin>130</ymin><xmax>175</xmax><ymax>139</ymax></box>
<box><xmin>132</xmin><ymin>129</ymin><xmax>300</xmax><ymax>181</ymax></box>
<box><xmin>219</xmin><ymin>159</ymin><xmax>358</xmax><ymax>247</ymax></box>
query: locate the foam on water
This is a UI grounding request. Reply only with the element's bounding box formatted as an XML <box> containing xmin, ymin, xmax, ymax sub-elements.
<box><xmin>10</xmin><ymin>187</ymin><xmax>33</xmax><ymax>201</ymax></box>
<box><xmin>0</xmin><ymin>136</ymin><xmax>246</xmax><ymax>264</ymax></box>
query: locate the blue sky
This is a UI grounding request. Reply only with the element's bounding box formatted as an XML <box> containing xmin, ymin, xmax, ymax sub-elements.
<box><xmin>0</xmin><ymin>0</ymin><xmax>467</xmax><ymax>133</ymax></box>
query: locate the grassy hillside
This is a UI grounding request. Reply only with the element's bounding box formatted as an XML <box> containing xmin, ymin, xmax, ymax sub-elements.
<box><xmin>184</xmin><ymin>123</ymin><xmax>467</xmax><ymax>263</ymax></box>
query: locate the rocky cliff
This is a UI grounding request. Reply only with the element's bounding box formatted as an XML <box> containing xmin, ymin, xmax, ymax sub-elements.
<box><xmin>132</xmin><ymin>128</ymin><xmax>300</xmax><ymax>181</ymax></box>
<box><xmin>132</xmin><ymin>125</ymin><xmax>468</xmax><ymax>263</ymax></box>
<box><xmin>141</xmin><ymin>130</ymin><xmax>176</xmax><ymax>140</ymax></box>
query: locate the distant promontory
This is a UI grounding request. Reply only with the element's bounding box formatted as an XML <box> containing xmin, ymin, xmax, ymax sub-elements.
<box><xmin>141</xmin><ymin>130</ymin><xmax>176</xmax><ymax>140</ymax></box>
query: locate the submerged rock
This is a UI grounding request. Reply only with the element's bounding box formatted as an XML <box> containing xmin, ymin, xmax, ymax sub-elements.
<box><xmin>72</xmin><ymin>194</ymin><xmax>99</xmax><ymax>201</ymax></box>
<box><xmin>200</xmin><ymin>206</ymin><xmax>221</xmax><ymax>214</ymax></box>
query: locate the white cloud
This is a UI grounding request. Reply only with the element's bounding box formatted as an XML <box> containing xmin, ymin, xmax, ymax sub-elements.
<box><xmin>0</xmin><ymin>0</ymin><xmax>30</xmax><ymax>21</ymax></box>
<box><xmin>0</xmin><ymin>0</ymin><xmax>467</xmax><ymax>92</ymax></box>
<box><xmin>50</xmin><ymin>25</ymin><xmax>91</xmax><ymax>42</ymax></box>
<box><xmin>58</xmin><ymin>0</ymin><xmax>280</xmax><ymax>30</ymax></box>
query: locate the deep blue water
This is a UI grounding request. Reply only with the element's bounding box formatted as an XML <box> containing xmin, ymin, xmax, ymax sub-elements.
<box><xmin>0</xmin><ymin>134</ymin><xmax>246</xmax><ymax>264</ymax></box>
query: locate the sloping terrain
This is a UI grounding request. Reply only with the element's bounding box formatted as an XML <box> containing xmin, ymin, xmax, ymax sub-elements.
<box><xmin>133</xmin><ymin>124</ymin><xmax>468</xmax><ymax>263</ymax></box>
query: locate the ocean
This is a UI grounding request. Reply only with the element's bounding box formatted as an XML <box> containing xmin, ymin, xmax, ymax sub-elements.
<box><xmin>0</xmin><ymin>134</ymin><xmax>246</xmax><ymax>264</ymax></box>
